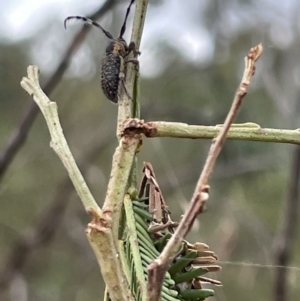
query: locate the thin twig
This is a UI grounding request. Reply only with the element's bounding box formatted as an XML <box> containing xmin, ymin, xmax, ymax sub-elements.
<box><xmin>20</xmin><ymin>65</ymin><xmax>133</xmax><ymax>301</ymax></box>
<box><xmin>102</xmin><ymin>132</ymin><xmax>142</xmax><ymax>240</ymax></box>
<box><xmin>117</xmin><ymin>0</ymin><xmax>149</xmax><ymax>137</ymax></box>
<box><xmin>85</xmin><ymin>2</ymin><xmax>149</xmax><ymax>300</ymax></box>
<box><xmin>147</xmin><ymin>44</ymin><xmax>263</xmax><ymax>301</ymax></box>
<box><xmin>86</xmin><ymin>215</ymin><xmax>133</xmax><ymax>301</ymax></box>
<box><xmin>85</xmin><ymin>127</ymin><xmax>141</xmax><ymax>301</ymax></box>
<box><xmin>85</xmin><ymin>126</ymin><xmax>141</xmax><ymax>301</ymax></box>
<box><xmin>102</xmin><ymin>0</ymin><xmax>148</xmax><ymax>243</ymax></box>
<box><xmin>16</xmin><ymin>2</ymin><xmax>147</xmax><ymax>300</ymax></box>
<box><xmin>0</xmin><ymin>0</ymin><xmax>117</xmax><ymax>181</ymax></box>
<box><xmin>133</xmin><ymin>121</ymin><xmax>300</xmax><ymax>145</ymax></box>
<box><xmin>20</xmin><ymin>65</ymin><xmax>100</xmax><ymax>214</ymax></box>
<box><xmin>273</xmin><ymin>146</ymin><xmax>300</xmax><ymax>301</ymax></box>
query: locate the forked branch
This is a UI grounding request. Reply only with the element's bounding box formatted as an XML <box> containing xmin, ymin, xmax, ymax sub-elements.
<box><xmin>147</xmin><ymin>44</ymin><xmax>264</xmax><ymax>301</ymax></box>
<box><xmin>20</xmin><ymin>1</ymin><xmax>149</xmax><ymax>301</ymax></box>
<box><xmin>20</xmin><ymin>65</ymin><xmax>135</xmax><ymax>301</ymax></box>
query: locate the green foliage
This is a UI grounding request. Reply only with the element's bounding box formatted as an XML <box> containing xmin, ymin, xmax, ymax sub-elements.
<box><xmin>123</xmin><ymin>195</ymin><xmax>219</xmax><ymax>301</ymax></box>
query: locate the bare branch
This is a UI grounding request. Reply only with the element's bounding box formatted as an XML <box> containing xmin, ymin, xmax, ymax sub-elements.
<box><xmin>87</xmin><ymin>209</ymin><xmax>134</xmax><ymax>301</ymax></box>
<box><xmin>85</xmin><ymin>1</ymin><xmax>149</xmax><ymax>299</ymax></box>
<box><xmin>20</xmin><ymin>65</ymin><xmax>134</xmax><ymax>301</ymax></box>
<box><xmin>102</xmin><ymin>131</ymin><xmax>142</xmax><ymax>241</ymax></box>
<box><xmin>20</xmin><ymin>65</ymin><xmax>100</xmax><ymax>214</ymax></box>
<box><xmin>102</xmin><ymin>0</ymin><xmax>149</xmax><ymax>243</ymax></box>
<box><xmin>117</xmin><ymin>0</ymin><xmax>149</xmax><ymax>136</ymax></box>
<box><xmin>123</xmin><ymin>120</ymin><xmax>300</xmax><ymax>145</ymax></box>
<box><xmin>147</xmin><ymin>44</ymin><xmax>264</xmax><ymax>301</ymax></box>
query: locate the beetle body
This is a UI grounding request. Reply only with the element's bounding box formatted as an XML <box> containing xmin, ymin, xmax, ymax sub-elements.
<box><xmin>101</xmin><ymin>39</ymin><xmax>128</xmax><ymax>103</ymax></box>
<box><xmin>64</xmin><ymin>0</ymin><xmax>137</xmax><ymax>103</ymax></box>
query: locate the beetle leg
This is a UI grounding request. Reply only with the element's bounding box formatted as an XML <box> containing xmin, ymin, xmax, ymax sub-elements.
<box><xmin>125</xmin><ymin>58</ymin><xmax>139</xmax><ymax>71</ymax></box>
<box><xmin>127</xmin><ymin>41</ymin><xmax>141</xmax><ymax>56</ymax></box>
<box><xmin>119</xmin><ymin>72</ymin><xmax>132</xmax><ymax>100</ymax></box>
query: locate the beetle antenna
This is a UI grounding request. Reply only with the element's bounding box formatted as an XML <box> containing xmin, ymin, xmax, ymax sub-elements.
<box><xmin>64</xmin><ymin>16</ymin><xmax>114</xmax><ymax>40</ymax></box>
<box><xmin>119</xmin><ymin>0</ymin><xmax>135</xmax><ymax>39</ymax></box>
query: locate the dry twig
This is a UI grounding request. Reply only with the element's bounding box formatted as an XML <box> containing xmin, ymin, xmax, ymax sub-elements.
<box><xmin>117</xmin><ymin>0</ymin><xmax>148</xmax><ymax>136</ymax></box>
<box><xmin>18</xmin><ymin>1</ymin><xmax>149</xmax><ymax>300</ymax></box>
<box><xmin>123</xmin><ymin>121</ymin><xmax>300</xmax><ymax>145</ymax></box>
<box><xmin>20</xmin><ymin>65</ymin><xmax>132</xmax><ymax>301</ymax></box>
<box><xmin>147</xmin><ymin>44</ymin><xmax>263</xmax><ymax>301</ymax></box>
<box><xmin>102</xmin><ymin>0</ymin><xmax>149</xmax><ymax>244</ymax></box>
<box><xmin>20</xmin><ymin>66</ymin><xmax>100</xmax><ymax>213</ymax></box>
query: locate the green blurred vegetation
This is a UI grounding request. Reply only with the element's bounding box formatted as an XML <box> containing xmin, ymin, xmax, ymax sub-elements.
<box><xmin>1</xmin><ymin>1</ymin><xmax>300</xmax><ymax>301</ymax></box>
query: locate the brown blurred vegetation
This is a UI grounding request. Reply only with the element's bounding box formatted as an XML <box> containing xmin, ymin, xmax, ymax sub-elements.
<box><xmin>0</xmin><ymin>1</ymin><xmax>300</xmax><ymax>301</ymax></box>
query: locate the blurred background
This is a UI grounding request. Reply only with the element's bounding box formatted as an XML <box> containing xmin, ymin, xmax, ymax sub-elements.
<box><xmin>0</xmin><ymin>0</ymin><xmax>300</xmax><ymax>300</ymax></box>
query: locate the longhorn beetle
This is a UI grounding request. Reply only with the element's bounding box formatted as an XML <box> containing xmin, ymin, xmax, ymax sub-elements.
<box><xmin>64</xmin><ymin>0</ymin><xmax>139</xmax><ymax>103</ymax></box>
